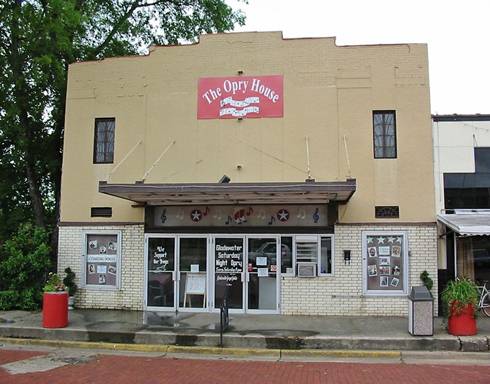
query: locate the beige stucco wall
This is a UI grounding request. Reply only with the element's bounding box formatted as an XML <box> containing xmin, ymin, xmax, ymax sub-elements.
<box><xmin>61</xmin><ymin>31</ymin><xmax>434</xmax><ymax>224</ymax></box>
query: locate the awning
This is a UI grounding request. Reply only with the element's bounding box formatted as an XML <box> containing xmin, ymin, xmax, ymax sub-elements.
<box><xmin>437</xmin><ymin>212</ymin><xmax>490</xmax><ymax>236</ymax></box>
<box><xmin>99</xmin><ymin>179</ymin><xmax>356</xmax><ymax>206</ymax></box>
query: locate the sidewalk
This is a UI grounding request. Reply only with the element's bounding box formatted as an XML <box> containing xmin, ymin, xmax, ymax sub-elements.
<box><xmin>1</xmin><ymin>310</ymin><xmax>489</xmax><ymax>352</ymax></box>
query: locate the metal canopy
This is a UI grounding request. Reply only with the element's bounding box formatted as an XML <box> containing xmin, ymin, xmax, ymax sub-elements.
<box><xmin>437</xmin><ymin>212</ymin><xmax>490</xmax><ymax>236</ymax></box>
<box><xmin>99</xmin><ymin>180</ymin><xmax>356</xmax><ymax>206</ymax></box>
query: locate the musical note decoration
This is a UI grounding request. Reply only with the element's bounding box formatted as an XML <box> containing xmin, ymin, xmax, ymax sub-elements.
<box><xmin>313</xmin><ymin>208</ymin><xmax>320</xmax><ymax>223</ymax></box>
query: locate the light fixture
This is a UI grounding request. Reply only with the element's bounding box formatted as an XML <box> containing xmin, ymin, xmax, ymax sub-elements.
<box><xmin>219</xmin><ymin>175</ymin><xmax>231</xmax><ymax>183</ymax></box>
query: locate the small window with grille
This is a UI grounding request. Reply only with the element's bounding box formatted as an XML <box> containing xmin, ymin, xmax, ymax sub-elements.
<box><xmin>93</xmin><ymin>118</ymin><xmax>115</xmax><ymax>163</ymax></box>
<box><xmin>375</xmin><ymin>206</ymin><xmax>400</xmax><ymax>219</ymax></box>
<box><xmin>91</xmin><ymin>207</ymin><xmax>112</xmax><ymax>218</ymax></box>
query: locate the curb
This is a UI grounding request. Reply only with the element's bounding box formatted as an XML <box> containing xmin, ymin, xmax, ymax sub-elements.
<box><xmin>0</xmin><ymin>336</ymin><xmax>400</xmax><ymax>359</ymax></box>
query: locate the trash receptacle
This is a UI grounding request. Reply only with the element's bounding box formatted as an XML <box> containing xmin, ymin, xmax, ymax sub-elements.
<box><xmin>408</xmin><ymin>286</ymin><xmax>433</xmax><ymax>336</ymax></box>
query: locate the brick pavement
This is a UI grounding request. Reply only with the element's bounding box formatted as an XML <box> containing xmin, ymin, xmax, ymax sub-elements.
<box><xmin>1</xmin><ymin>350</ymin><xmax>490</xmax><ymax>384</ymax></box>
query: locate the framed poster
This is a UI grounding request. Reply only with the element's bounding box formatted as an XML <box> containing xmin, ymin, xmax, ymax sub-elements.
<box><xmin>83</xmin><ymin>231</ymin><xmax>121</xmax><ymax>289</ymax></box>
<box><xmin>362</xmin><ymin>232</ymin><xmax>407</xmax><ymax>296</ymax></box>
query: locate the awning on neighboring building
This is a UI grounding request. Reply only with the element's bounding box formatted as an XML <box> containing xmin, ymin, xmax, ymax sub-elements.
<box><xmin>437</xmin><ymin>212</ymin><xmax>490</xmax><ymax>236</ymax></box>
<box><xmin>99</xmin><ymin>179</ymin><xmax>356</xmax><ymax>206</ymax></box>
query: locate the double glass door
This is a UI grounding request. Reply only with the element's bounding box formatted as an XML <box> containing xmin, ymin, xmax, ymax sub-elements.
<box><xmin>145</xmin><ymin>235</ymin><xmax>280</xmax><ymax>313</ymax></box>
<box><xmin>146</xmin><ymin>236</ymin><xmax>208</xmax><ymax>311</ymax></box>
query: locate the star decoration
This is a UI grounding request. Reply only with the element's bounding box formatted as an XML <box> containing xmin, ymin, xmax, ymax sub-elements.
<box><xmin>190</xmin><ymin>209</ymin><xmax>202</xmax><ymax>222</ymax></box>
<box><xmin>277</xmin><ymin>209</ymin><xmax>290</xmax><ymax>222</ymax></box>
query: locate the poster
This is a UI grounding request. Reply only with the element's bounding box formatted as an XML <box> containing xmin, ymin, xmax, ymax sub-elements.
<box><xmin>258</xmin><ymin>268</ymin><xmax>269</xmax><ymax>277</ymax></box>
<box><xmin>365</xmin><ymin>234</ymin><xmax>404</xmax><ymax>292</ymax></box>
<box><xmin>215</xmin><ymin>239</ymin><xmax>243</xmax><ymax>273</ymax></box>
<box><xmin>86</xmin><ymin>234</ymin><xmax>118</xmax><ymax>287</ymax></box>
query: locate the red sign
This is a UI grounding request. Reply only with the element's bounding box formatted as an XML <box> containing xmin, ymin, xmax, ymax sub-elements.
<box><xmin>197</xmin><ymin>75</ymin><xmax>283</xmax><ymax>119</ymax></box>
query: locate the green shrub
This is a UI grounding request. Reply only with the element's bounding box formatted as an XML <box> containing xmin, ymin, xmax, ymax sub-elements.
<box><xmin>420</xmin><ymin>270</ymin><xmax>433</xmax><ymax>291</ymax></box>
<box><xmin>63</xmin><ymin>268</ymin><xmax>77</xmax><ymax>296</ymax></box>
<box><xmin>0</xmin><ymin>224</ymin><xmax>52</xmax><ymax>309</ymax></box>
<box><xmin>441</xmin><ymin>277</ymin><xmax>480</xmax><ymax>316</ymax></box>
<box><xmin>0</xmin><ymin>291</ymin><xmax>19</xmax><ymax>310</ymax></box>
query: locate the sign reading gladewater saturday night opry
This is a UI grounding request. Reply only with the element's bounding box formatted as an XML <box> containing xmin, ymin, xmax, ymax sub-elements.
<box><xmin>197</xmin><ymin>75</ymin><xmax>283</xmax><ymax>119</ymax></box>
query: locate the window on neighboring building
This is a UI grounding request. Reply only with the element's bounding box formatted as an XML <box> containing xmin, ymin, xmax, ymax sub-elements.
<box><xmin>373</xmin><ymin>111</ymin><xmax>397</xmax><ymax>158</ymax></box>
<box><xmin>93</xmin><ymin>118</ymin><xmax>115</xmax><ymax>163</ymax></box>
<box><xmin>475</xmin><ymin>147</ymin><xmax>490</xmax><ymax>173</ymax></box>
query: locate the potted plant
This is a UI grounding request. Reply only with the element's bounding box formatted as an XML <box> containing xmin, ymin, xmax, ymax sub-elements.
<box><xmin>42</xmin><ymin>272</ymin><xmax>68</xmax><ymax>328</ymax></box>
<box><xmin>63</xmin><ymin>267</ymin><xmax>77</xmax><ymax>310</ymax></box>
<box><xmin>441</xmin><ymin>277</ymin><xmax>479</xmax><ymax>336</ymax></box>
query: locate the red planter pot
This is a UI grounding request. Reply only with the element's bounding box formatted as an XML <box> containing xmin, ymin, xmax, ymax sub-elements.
<box><xmin>42</xmin><ymin>292</ymin><xmax>68</xmax><ymax>328</ymax></box>
<box><xmin>447</xmin><ymin>303</ymin><xmax>477</xmax><ymax>336</ymax></box>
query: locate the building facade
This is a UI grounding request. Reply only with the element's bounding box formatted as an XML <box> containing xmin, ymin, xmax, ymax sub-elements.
<box><xmin>434</xmin><ymin>114</ymin><xmax>490</xmax><ymax>301</ymax></box>
<box><xmin>58</xmin><ymin>32</ymin><xmax>437</xmax><ymax>316</ymax></box>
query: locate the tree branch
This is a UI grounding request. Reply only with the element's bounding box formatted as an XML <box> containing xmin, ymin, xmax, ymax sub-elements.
<box><xmin>90</xmin><ymin>0</ymin><xmax>171</xmax><ymax>59</ymax></box>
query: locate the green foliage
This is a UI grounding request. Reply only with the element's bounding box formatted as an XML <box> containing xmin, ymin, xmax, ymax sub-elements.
<box><xmin>420</xmin><ymin>270</ymin><xmax>433</xmax><ymax>291</ymax></box>
<box><xmin>62</xmin><ymin>267</ymin><xmax>77</xmax><ymax>296</ymax></box>
<box><xmin>441</xmin><ymin>277</ymin><xmax>480</xmax><ymax>316</ymax></box>
<box><xmin>43</xmin><ymin>272</ymin><xmax>65</xmax><ymax>293</ymax></box>
<box><xmin>0</xmin><ymin>224</ymin><xmax>52</xmax><ymax>309</ymax></box>
<box><xmin>0</xmin><ymin>291</ymin><xmax>19</xmax><ymax>311</ymax></box>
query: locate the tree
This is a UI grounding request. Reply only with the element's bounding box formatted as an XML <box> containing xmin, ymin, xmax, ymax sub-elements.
<box><xmin>0</xmin><ymin>0</ymin><xmax>245</xmax><ymax>243</ymax></box>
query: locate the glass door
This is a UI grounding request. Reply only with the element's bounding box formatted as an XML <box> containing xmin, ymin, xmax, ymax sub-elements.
<box><xmin>213</xmin><ymin>237</ymin><xmax>245</xmax><ymax>312</ymax></box>
<box><xmin>178</xmin><ymin>237</ymin><xmax>208</xmax><ymax>310</ymax></box>
<box><xmin>246</xmin><ymin>237</ymin><xmax>280</xmax><ymax>313</ymax></box>
<box><xmin>146</xmin><ymin>236</ymin><xmax>176</xmax><ymax>310</ymax></box>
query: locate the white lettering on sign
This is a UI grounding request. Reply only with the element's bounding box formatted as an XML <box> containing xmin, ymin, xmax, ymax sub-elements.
<box><xmin>223</xmin><ymin>79</ymin><xmax>249</xmax><ymax>94</ymax></box>
<box><xmin>202</xmin><ymin>87</ymin><xmax>222</xmax><ymax>104</ymax></box>
<box><xmin>200</xmin><ymin>78</ymin><xmax>280</xmax><ymax>106</ymax></box>
<box><xmin>251</xmin><ymin>78</ymin><xmax>280</xmax><ymax>103</ymax></box>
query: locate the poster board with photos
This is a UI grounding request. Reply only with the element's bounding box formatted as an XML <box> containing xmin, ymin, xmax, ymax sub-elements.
<box><xmin>85</xmin><ymin>233</ymin><xmax>119</xmax><ymax>287</ymax></box>
<box><xmin>364</xmin><ymin>233</ymin><xmax>405</xmax><ymax>294</ymax></box>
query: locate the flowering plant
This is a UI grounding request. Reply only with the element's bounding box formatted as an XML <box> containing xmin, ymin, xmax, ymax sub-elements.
<box><xmin>43</xmin><ymin>272</ymin><xmax>66</xmax><ymax>292</ymax></box>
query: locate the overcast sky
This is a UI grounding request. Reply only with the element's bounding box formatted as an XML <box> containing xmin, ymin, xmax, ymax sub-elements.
<box><xmin>228</xmin><ymin>0</ymin><xmax>490</xmax><ymax>115</ymax></box>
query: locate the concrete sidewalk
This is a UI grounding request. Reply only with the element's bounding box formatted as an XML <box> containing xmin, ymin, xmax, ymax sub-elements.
<box><xmin>1</xmin><ymin>310</ymin><xmax>489</xmax><ymax>352</ymax></box>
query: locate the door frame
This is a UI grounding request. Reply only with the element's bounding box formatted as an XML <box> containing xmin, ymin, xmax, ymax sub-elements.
<box><xmin>210</xmin><ymin>234</ymin><xmax>246</xmax><ymax>314</ymax></box>
<box><xmin>245</xmin><ymin>235</ymin><xmax>281</xmax><ymax>314</ymax></box>
<box><xmin>177</xmin><ymin>234</ymin><xmax>210</xmax><ymax>313</ymax></box>
<box><xmin>144</xmin><ymin>234</ymin><xmax>178</xmax><ymax>312</ymax></box>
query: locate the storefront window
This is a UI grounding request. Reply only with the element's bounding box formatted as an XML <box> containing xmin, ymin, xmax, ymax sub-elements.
<box><xmin>294</xmin><ymin>235</ymin><xmax>333</xmax><ymax>277</ymax></box>
<box><xmin>280</xmin><ymin>236</ymin><xmax>293</xmax><ymax>274</ymax></box>
<box><xmin>147</xmin><ymin>237</ymin><xmax>175</xmax><ymax>308</ymax></box>
<box><xmin>457</xmin><ymin>236</ymin><xmax>490</xmax><ymax>283</ymax></box>
<box><xmin>84</xmin><ymin>232</ymin><xmax>120</xmax><ymax>288</ymax></box>
<box><xmin>178</xmin><ymin>237</ymin><xmax>207</xmax><ymax>309</ymax></box>
<box><xmin>363</xmin><ymin>232</ymin><xmax>407</xmax><ymax>295</ymax></box>
<box><xmin>319</xmin><ymin>236</ymin><xmax>332</xmax><ymax>275</ymax></box>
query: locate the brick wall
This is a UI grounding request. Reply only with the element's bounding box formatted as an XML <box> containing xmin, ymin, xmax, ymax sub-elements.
<box><xmin>57</xmin><ymin>224</ymin><xmax>145</xmax><ymax>310</ymax></box>
<box><xmin>59</xmin><ymin>223</ymin><xmax>437</xmax><ymax>315</ymax></box>
<box><xmin>281</xmin><ymin>224</ymin><xmax>438</xmax><ymax>316</ymax></box>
